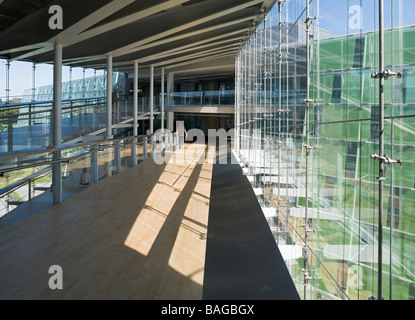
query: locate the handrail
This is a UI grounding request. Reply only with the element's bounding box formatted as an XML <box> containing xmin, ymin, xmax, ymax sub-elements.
<box><xmin>0</xmin><ymin>166</ymin><xmax>52</xmax><ymax>198</ymax></box>
<box><xmin>0</xmin><ymin>133</ymin><xmax>161</xmax><ymax>199</ymax></box>
<box><xmin>0</xmin><ymin>134</ymin><xmax>153</xmax><ymax>164</ymax></box>
<box><xmin>0</xmin><ymin>100</ymin><xmax>107</xmax><ymax>120</ymax></box>
<box><xmin>0</xmin><ymin>96</ymin><xmax>106</xmax><ymax>109</ymax></box>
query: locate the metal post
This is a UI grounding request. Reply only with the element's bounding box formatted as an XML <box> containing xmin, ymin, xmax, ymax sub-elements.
<box><xmin>132</xmin><ymin>61</ymin><xmax>139</xmax><ymax>167</ymax></box>
<box><xmin>150</xmin><ymin>65</ymin><xmax>155</xmax><ymax>156</ymax></box>
<box><xmin>52</xmin><ymin>42</ymin><xmax>63</xmax><ymax>205</ymax></box>
<box><xmin>115</xmin><ymin>143</ymin><xmax>121</xmax><ymax>173</ymax></box>
<box><xmin>143</xmin><ymin>137</ymin><xmax>148</xmax><ymax>159</ymax></box>
<box><xmin>161</xmin><ymin>67</ymin><xmax>165</xmax><ymax>131</ymax></box>
<box><xmin>278</xmin><ymin>1</ymin><xmax>283</xmax><ymax>212</ymax></box>
<box><xmin>28</xmin><ymin>180</ymin><xmax>32</xmax><ymax>201</ymax></box>
<box><xmin>378</xmin><ymin>0</ymin><xmax>385</xmax><ymax>300</ymax></box>
<box><xmin>303</xmin><ymin>0</ymin><xmax>316</xmax><ymax>300</ymax></box>
<box><xmin>32</xmin><ymin>62</ymin><xmax>36</xmax><ymax>102</ymax></box>
<box><xmin>6</xmin><ymin>60</ymin><xmax>13</xmax><ymax>152</ymax></box>
<box><xmin>5</xmin><ymin>60</ymin><xmax>10</xmax><ymax>103</ymax></box>
<box><xmin>82</xmin><ymin>68</ymin><xmax>86</xmax><ymax>98</ymax></box>
<box><xmin>150</xmin><ymin>65</ymin><xmax>154</xmax><ymax>134</ymax></box>
<box><xmin>167</xmin><ymin>72</ymin><xmax>174</xmax><ymax>131</ymax></box>
<box><xmin>106</xmin><ymin>55</ymin><xmax>113</xmax><ymax>139</ymax></box>
<box><xmin>69</xmin><ymin>66</ymin><xmax>73</xmax><ymax>99</ymax></box>
<box><xmin>93</xmin><ymin>69</ymin><xmax>97</xmax><ymax>97</ymax></box>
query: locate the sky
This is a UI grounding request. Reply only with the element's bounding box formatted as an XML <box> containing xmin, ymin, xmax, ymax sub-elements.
<box><xmin>1</xmin><ymin>0</ymin><xmax>415</xmax><ymax>100</ymax></box>
<box><xmin>0</xmin><ymin>59</ymin><xmax>105</xmax><ymax>100</ymax></box>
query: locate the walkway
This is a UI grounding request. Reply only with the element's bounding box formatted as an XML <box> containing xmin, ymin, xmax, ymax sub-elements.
<box><xmin>0</xmin><ymin>144</ymin><xmax>299</xmax><ymax>300</ymax></box>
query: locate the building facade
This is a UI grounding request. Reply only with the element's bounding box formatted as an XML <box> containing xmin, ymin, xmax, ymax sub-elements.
<box><xmin>234</xmin><ymin>0</ymin><xmax>415</xmax><ymax>300</ymax></box>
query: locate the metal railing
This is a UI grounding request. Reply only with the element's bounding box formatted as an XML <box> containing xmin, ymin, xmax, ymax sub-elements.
<box><xmin>0</xmin><ymin>95</ymin><xmax>156</xmax><ymax>152</ymax></box>
<box><xmin>0</xmin><ymin>131</ymin><xmax>174</xmax><ymax>220</ymax></box>
<box><xmin>167</xmin><ymin>90</ymin><xmax>235</xmax><ymax>106</ymax></box>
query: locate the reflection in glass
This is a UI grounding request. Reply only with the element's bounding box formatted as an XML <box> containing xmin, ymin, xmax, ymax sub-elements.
<box><xmin>234</xmin><ymin>0</ymin><xmax>415</xmax><ymax>300</ymax></box>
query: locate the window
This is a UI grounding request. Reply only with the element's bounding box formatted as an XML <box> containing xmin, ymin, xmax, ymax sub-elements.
<box><xmin>370</xmin><ymin>105</ymin><xmax>379</xmax><ymax>141</ymax></box>
<box><xmin>311</xmin><ymin>105</ymin><xmax>322</xmax><ymax>137</ymax></box>
<box><xmin>325</xmin><ymin>176</ymin><xmax>337</xmax><ymax>206</ymax></box>
<box><xmin>387</xmin><ymin>187</ymin><xmax>400</xmax><ymax>229</ymax></box>
<box><xmin>332</xmin><ymin>72</ymin><xmax>342</xmax><ymax>103</ymax></box>
<box><xmin>353</xmin><ymin>37</ymin><xmax>365</xmax><ymax>68</ymax></box>
<box><xmin>345</xmin><ymin>141</ymin><xmax>359</xmax><ymax>174</ymax></box>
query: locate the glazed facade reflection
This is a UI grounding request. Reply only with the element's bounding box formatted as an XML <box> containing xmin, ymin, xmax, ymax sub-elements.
<box><xmin>234</xmin><ymin>0</ymin><xmax>415</xmax><ymax>300</ymax></box>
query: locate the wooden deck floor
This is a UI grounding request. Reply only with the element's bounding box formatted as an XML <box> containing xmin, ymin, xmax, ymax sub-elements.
<box><xmin>0</xmin><ymin>143</ymin><xmax>214</xmax><ymax>299</ymax></box>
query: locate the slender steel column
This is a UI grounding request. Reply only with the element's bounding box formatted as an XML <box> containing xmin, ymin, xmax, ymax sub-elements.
<box><xmin>69</xmin><ymin>66</ymin><xmax>73</xmax><ymax>99</ymax></box>
<box><xmin>6</xmin><ymin>60</ymin><xmax>12</xmax><ymax>152</ymax></box>
<box><xmin>5</xmin><ymin>60</ymin><xmax>10</xmax><ymax>103</ymax></box>
<box><xmin>82</xmin><ymin>68</ymin><xmax>86</xmax><ymax>98</ymax></box>
<box><xmin>106</xmin><ymin>55</ymin><xmax>113</xmax><ymax>139</ymax></box>
<box><xmin>278</xmin><ymin>1</ymin><xmax>283</xmax><ymax>212</ymax></box>
<box><xmin>167</xmin><ymin>72</ymin><xmax>174</xmax><ymax>131</ymax></box>
<box><xmin>52</xmin><ymin>43</ymin><xmax>63</xmax><ymax>205</ymax></box>
<box><xmin>377</xmin><ymin>0</ymin><xmax>385</xmax><ymax>300</ymax></box>
<box><xmin>161</xmin><ymin>67</ymin><xmax>165</xmax><ymax>131</ymax></box>
<box><xmin>132</xmin><ymin>61</ymin><xmax>139</xmax><ymax>166</ymax></box>
<box><xmin>32</xmin><ymin>62</ymin><xmax>36</xmax><ymax>102</ymax></box>
<box><xmin>303</xmin><ymin>0</ymin><xmax>315</xmax><ymax>300</ymax></box>
<box><xmin>150</xmin><ymin>64</ymin><xmax>154</xmax><ymax>134</ymax></box>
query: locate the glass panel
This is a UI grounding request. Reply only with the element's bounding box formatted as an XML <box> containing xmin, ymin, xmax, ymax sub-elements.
<box><xmin>234</xmin><ymin>0</ymin><xmax>415</xmax><ymax>300</ymax></box>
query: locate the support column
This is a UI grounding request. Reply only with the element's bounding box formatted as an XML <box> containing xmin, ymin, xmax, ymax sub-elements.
<box><xmin>150</xmin><ymin>64</ymin><xmax>154</xmax><ymax>134</ymax></box>
<box><xmin>106</xmin><ymin>55</ymin><xmax>113</xmax><ymax>139</ymax></box>
<box><xmin>167</xmin><ymin>72</ymin><xmax>174</xmax><ymax>131</ymax></box>
<box><xmin>132</xmin><ymin>61</ymin><xmax>139</xmax><ymax>167</ymax></box>
<box><xmin>91</xmin><ymin>148</ymin><xmax>99</xmax><ymax>183</ymax></box>
<box><xmin>161</xmin><ymin>67</ymin><xmax>165</xmax><ymax>131</ymax></box>
<box><xmin>377</xmin><ymin>0</ymin><xmax>385</xmax><ymax>300</ymax></box>
<box><xmin>69</xmin><ymin>66</ymin><xmax>73</xmax><ymax>99</ymax></box>
<box><xmin>52</xmin><ymin>43</ymin><xmax>63</xmax><ymax>205</ymax></box>
<box><xmin>29</xmin><ymin>62</ymin><xmax>36</xmax><ymax>127</ymax></box>
<box><xmin>32</xmin><ymin>62</ymin><xmax>36</xmax><ymax>102</ymax></box>
<box><xmin>303</xmin><ymin>0</ymin><xmax>316</xmax><ymax>300</ymax></box>
<box><xmin>6</xmin><ymin>60</ymin><xmax>13</xmax><ymax>152</ymax></box>
<box><xmin>82</xmin><ymin>68</ymin><xmax>86</xmax><ymax>98</ymax></box>
<box><xmin>150</xmin><ymin>65</ymin><xmax>155</xmax><ymax>157</ymax></box>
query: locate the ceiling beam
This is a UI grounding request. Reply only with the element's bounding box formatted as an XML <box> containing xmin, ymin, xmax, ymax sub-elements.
<box><xmin>164</xmin><ymin>53</ymin><xmax>235</xmax><ymax>70</ymax></box>
<box><xmin>136</xmin><ymin>36</ymin><xmax>244</xmax><ymax>64</ymax></box>
<box><xmin>116</xmin><ymin>15</ymin><xmax>256</xmax><ymax>58</ymax></box>
<box><xmin>109</xmin><ymin>0</ymin><xmax>264</xmax><ymax>57</ymax></box>
<box><xmin>67</xmin><ymin>0</ymin><xmax>191</xmax><ymax>45</ymax></box>
<box><xmin>152</xmin><ymin>45</ymin><xmax>239</xmax><ymax>67</ymax></box>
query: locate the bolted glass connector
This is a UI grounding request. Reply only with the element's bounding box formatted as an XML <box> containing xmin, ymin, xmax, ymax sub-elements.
<box><xmin>371</xmin><ymin>70</ymin><xmax>403</xmax><ymax>80</ymax></box>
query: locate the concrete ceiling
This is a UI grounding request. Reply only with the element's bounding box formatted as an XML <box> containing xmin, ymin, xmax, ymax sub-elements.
<box><xmin>0</xmin><ymin>0</ymin><xmax>275</xmax><ymax>77</ymax></box>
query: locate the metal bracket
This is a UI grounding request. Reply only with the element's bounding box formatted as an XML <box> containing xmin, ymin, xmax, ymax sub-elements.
<box><xmin>304</xmin><ymin>98</ymin><xmax>317</xmax><ymax>104</ymax></box>
<box><xmin>370</xmin><ymin>153</ymin><xmax>402</xmax><ymax>166</ymax></box>
<box><xmin>301</xmin><ymin>268</ymin><xmax>315</xmax><ymax>284</ymax></box>
<box><xmin>371</xmin><ymin>153</ymin><xmax>402</xmax><ymax>181</ymax></box>
<box><xmin>275</xmin><ymin>227</ymin><xmax>289</xmax><ymax>234</ymax></box>
<box><xmin>303</xmin><ymin>144</ymin><xmax>316</xmax><ymax>150</ymax></box>
<box><xmin>304</xmin><ymin>16</ymin><xmax>316</xmax><ymax>25</ymax></box>
<box><xmin>371</xmin><ymin>70</ymin><xmax>403</xmax><ymax>80</ymax></box>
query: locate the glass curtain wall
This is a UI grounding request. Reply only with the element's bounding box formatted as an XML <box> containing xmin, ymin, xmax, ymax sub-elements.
<box><xmin>234</xmin><ymin>0</ymin><xmax>415</xmax><ymax>300</ymax></box>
